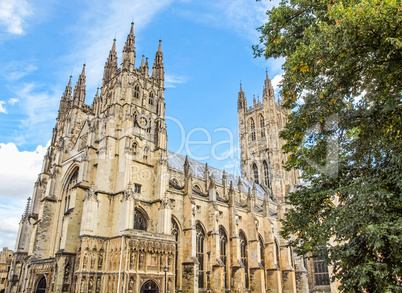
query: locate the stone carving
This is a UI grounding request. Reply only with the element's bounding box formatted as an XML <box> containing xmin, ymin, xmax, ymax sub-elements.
<box><xmin>98</xmin><ymin>252</ymin><xmax>103</xmax><ymax>270</ymax></box>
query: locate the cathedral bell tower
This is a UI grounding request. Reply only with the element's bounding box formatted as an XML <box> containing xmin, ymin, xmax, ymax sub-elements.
<box><xmin>237</xmin><ymin>71</ymin><xmax>299</xmax><ymax>201</ymax></box>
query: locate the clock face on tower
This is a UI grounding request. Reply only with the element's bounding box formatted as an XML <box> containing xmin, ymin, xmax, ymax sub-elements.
<box><xmin>137</xmin><ymin>114</ymin><xmax>150</xmax><ymax>129</ymax></box>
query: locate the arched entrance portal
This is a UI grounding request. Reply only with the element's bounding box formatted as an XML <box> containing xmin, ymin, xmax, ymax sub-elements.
<box><xmin>140</xmin><ymin>280</ymin><xmax>159</xmax><ymax>293</ymax></box>
<box><xmin>36</xmin><ymin>276</ymin><xmax>46</xmax><ymax>293</ymax></box>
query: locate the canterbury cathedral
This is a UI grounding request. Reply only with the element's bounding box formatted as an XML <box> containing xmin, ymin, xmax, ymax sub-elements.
<box><xmin>7</xmin><ymin>23</ymin><xmax>334</xmax><ymax>293</ymax></box>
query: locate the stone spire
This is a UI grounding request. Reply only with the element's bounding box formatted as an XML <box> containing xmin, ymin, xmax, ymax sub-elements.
<box><xmin>152</xmin><ymin>40</ymin><xmax>164</xmax><ymax>84</ymax></box>
<box><xmin>92</xmin><ymin>87</ymin><xmax>100</xmax><ymax>115</ymax></box>
<box><xmin>73</xmin><ymin>64</ymin><xmax>86</xmax><ymax>108</ymax></box>
<box><xmin>237</xmin><ymin>82</ymin><xmax>246</xmax><ymax>109</ymax></box>
<box><xmin>184</xmin><ymin>156</ymin><xmax>190</xmax><ymax>178</ymax></box>
<box><xmin>58</xmin><ymin>75</ymin><xmax>72</xmax><ymax>118</ymax></box>
<box><xmin>103</xmin><ymin>39</ymin><xmax>118</xmax><ymax>84</ymax></box>
<box><xmin>122</xmin><ymin>22</ymin><xmax>136</xmax><ymax>70</ymax></box>
<box><xmin>264</xmin><ymin>69</ymin><xmax>274</xmax><ymax>100</ymax></box>
<box><xmin>22</xmin><ymin>197</ymin><xmax>31</xmax><ymax>221</ymax></box>
<box><xmin>139</xmin><ymin>55</ymin><xmax>148</xmax><ymax>76</ymax></box>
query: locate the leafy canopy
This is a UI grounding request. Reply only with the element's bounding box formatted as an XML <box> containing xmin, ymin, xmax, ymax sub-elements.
<box><xmin>254</xmin><ymin>0</ymin><xmax>402</xmax><ymax>292</ymax></box>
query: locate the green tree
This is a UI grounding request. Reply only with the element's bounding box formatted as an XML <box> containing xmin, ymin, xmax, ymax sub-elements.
<box><xmin>254</xmin><ymin>0</ymin><xmax>402</xmax><ymax>291</ymax></box>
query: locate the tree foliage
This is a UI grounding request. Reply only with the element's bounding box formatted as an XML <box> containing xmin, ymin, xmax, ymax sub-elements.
<box><xmin>254</xmin><ymin>0</ymin><xmax>402</xmax><ymax>291</ymax></box>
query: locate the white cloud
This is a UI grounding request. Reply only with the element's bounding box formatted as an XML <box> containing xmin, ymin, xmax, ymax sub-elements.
<box><xmin>0</xmin><ymin>141</ymin><xmax>49</xmax><ymax>249</ymax></box>
<box><xmin>8</xmin><ymin>98</ymin><xmax>18</xmax><ymax>105</ymax></box>
<box><xmin>0</xmin><ymin>101</ymin><xmax>7</xmax><ymax>113</ymax></box>
<box><xmin>0</xmin><ymin>202</ymin><xmax>26</xmax><ymax>249</ymax></box>
<box><xmin>271</xmin><ymin>74</ymin><xmax>283</xmax><ymax>90</ymax></box>
<box><xmin>0</xmin><ymin>0</ymin><xmax>33</xmax><ymax>35</ymax></box>
<box><xmin>177</xmin><ymin>0</ymin><xmax>279</xmax><ymax>43</ymax></box>
<box><xmin>0</xmin><ymin>141</ymin><xmax>49</xmax><ymax>199</ymax></box>
<box><xmin>0</xmin><ymin>61</ymin><xmax>38</xmax><ymax>81</ymax></box>
<box><xmin>13</xmin><ymin>83</ymin><xmax>59</xmax><ymax>143</ymax></box>
<box><xmin>165</xmin><ymin>74</ymin><xmax>187</xmax><ymax>88</ymax></box>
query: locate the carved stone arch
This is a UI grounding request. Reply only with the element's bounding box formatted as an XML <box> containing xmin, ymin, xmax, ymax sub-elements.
<box><xmin>251</xmin><ymin>162</ymin><xmax>259</xmax><ymax>184</ymax></box>
<box><xmin>171</xmin><ymin>215</ymin><xmax>182</xmax><ymax>233</ymax></box>
<box><xmin>60</xmin><ymin>164</ymin><xmax>80</xmax><ymax>197</ymax></box>
<box><xmin>148</xmin><ymin>89</ymin><xmax>157</xmax><ymax>106</ymax></box>
<box><xmin>35</xmin><ymin>274</ymin><xmax>47</xmax><ymax>293</ymax></box>
<box><xmin>239</xmin><ymin>230</ymin><xmax>249</xmax><ymax>289</ymax></box>
<box><xmin>140</xmin><ymin>279</ymin><xmax>160</xmax><ymax>293</ymax></box>
<box><xmin>134</xmin><ymin>205</ymin><xmax>149</xmax><ymax>231</ymax></box>
<box><xmin>196</xmin><ymin>221</ymin><xmax>206</xmax><ymax>289</ymax></box>
<box><xmin>193</xmin><ymin>183</ymin><xmax>203</xmax><ymax>193</ymax></box>
<box><xmin>249</xmin><ymin>117</ymin><xmax>255</xmax><ymax>130</ymax></box>
<box><xmin>170</xmin><ymin>177</ymin><xmax>181</xmax><ymax>186</ymax></box>
<box><xmin>133</xmin><ymin>83</ymin><xmax>141</xmax><ymax>99</ymax></box>
<box><xmin>195</xmin><ymin>220</ymin><xmax>206</xmax><ymax>235</ymax></box>
<box><xmin>219</xmin><ymin>225</ymin><xmax>229</xmax><ymax>238</ymax></box>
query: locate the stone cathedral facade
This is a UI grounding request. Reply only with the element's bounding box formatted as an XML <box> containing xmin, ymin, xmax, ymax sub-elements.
<box><xmin>7</xmin><ymin>24</ymin><xmax>333</xmax><ymax>293</ymax></box>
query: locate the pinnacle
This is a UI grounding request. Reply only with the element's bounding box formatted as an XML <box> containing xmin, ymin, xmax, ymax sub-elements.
<box><xmin>81</xmin><ymin>64</ymin><xmax>86</xmax><ymax>76</ymax></box>
<box><xmin>68</xmin><ymin>75</ymin><xmax>72</xmax><ymax>86</ymax></box>
<box><xmin>130</xmin><ymin>22</ymin><xmax>134</xmax><ymax>35</ymax></box>
<box><xmin>158</xmin><ymin>39</ymin><xmax>162</xmax><ymax>52</ymax></box>
<box><xmin>111</xmin><ymin>38</ymin><xmax>116</xmax><ymax>53</ymax></box>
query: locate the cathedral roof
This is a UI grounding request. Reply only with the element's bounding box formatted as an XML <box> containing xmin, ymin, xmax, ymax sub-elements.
<box><xmin>167</xmin><ymin>151</ymin><xmax>267</xmax><ymax>198</ymax></box>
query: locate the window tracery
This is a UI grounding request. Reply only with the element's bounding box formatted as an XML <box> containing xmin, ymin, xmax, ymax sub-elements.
<box><xmin>196</xmin><ymin>223</ymin><xmax>205</xmax><ymax>289</ymax></box>
<box><xmin>149</xmin><ymin>92</ymin><xmax>154</xmax><ymax>106</ymax></box>
<box><xmin>171</xmin><ymin>218</ymin><xmax>179</xmax><ymax>288</ymax></box>
<box><xmin>263</xmin><ymin>160</ymin><xmax>270</xmax><ymax>188</ymax></box>
<box><xmin>220</xmin><ymin>227</ymin><xmax>228</xmax><ymax>289</ymax></box>
<box><xmin>240</xmin><ymin>231</ymin><xmax>249</xmax><ymax>289</ymax></box>
<box><xmin>259</xmin><ymin>114</ymin><xmax>265</xmax><ymax>137</ymax></box>
<box><xmin>253</xmin><ymin>163</ymin><xmax>259</xmax><ymax>184</ymax></box>
<box><xmin>134</xmin><ymin>208</ymin><xmax>147</xmax><ymax>230</ymax></box>
<box><xmin>134</xmin><ymin>85</ymin><xmax>140</xmax><ymax>99</ymax></box>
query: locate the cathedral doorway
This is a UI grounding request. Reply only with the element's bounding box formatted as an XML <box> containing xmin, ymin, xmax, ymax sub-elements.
<box><xmin>36</xmin><ymin>276</ymin><xmax>46</xmax><ymax>293</ymax></box>
<box><xmin>140</xmin><ymin>280</ymin><xmax>159</xmax><ymax>293</ymax></box>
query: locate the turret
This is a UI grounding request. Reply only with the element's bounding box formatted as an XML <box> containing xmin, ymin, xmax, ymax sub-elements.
<box><xmin>152</xmin><ymin>40</ymin><xmax>164</xmax><ymax>85</ymax></box>
<box><xmin>58</xmin><ymin>75</ymin><xmax>72</xmax><ymax>118</ymax></box>
<box><xmin>263</xmin><ymin>70</ymin><xmax>274</xmax><ymax>101</ymax></box>
<box><xmin>92</xmin><ymin>87</ymin><xmax>100</xmax><ymax>115</ymax></box>
<box><xmin>103</xmin><ymin>39</ymin><xmax>118</xmax><ymax>84</ymax></box>
<box><xmin>72</xmin><ymin>64</ymin><xmax>86</xmax><ymax>108</ymax></box>
<box><xmin>121</xmin><ymin>22</ymin><xmax>136</xmax><ymax>71</ymax></box>
<box><xmin>237</xmin><ymin>83</ymin><xmax>246</xmax><ymax>110</ymax></box>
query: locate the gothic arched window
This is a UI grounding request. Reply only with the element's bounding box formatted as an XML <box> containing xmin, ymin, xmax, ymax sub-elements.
<box><xmin>134</xmin><ymin>85</ymin><xmax>140</xmax><ymax>99</ymax></box>
<box><xmin>149</xmin><ymin>92</ymin><xmax>154</xmax><ymax>106</ymax></box>
<box><xmin>259</xmin><ymin>235</ymin><xmax>265</xmax><ymax>268</ymax></box>
<box><xmin>134</xmin><ymin>209</ymin><xmax>147</xmax><ymax>231</ymax></box>
<box><xmin>132</xmin><ymin>142</ymin><xmax>138</xmax><ymax>154</ymax></box>
<box><xmin>263</xmin><ymin>160</ymin><xmax>270</xmax><ymax>188</ymax></box>
<box><xmin>196</xmin><ymin>223</ymin><xmax>205</xmax><ymax>289</ymax></box>
<box><xmin>220</xmin><ymin>227</ymin><xmax>228</xmax><ymax>289</ymax></box>
<box><xmin>249</xmin><ymin>118</ymin><xmax>256</xmax><ymax>141</ymax></box>
<box><xmin>259</xmin><ymin>114</ymin><xmax>265</xmax><ymax>137</ymax></box>
<box><xmin>194</xmin><ymin>185</ymin><xmax>202</xmax><ymax>193</ymax></box>
<box><xmin>171</xmin><ymin>218</ymin><xmax>180</xmax><ymax>288</ymax></box>
<box><xmin>240</xmin><ymin>231</ymin><xmax>249</xmax><ymax>289</ymax></box>
<box><xmin>252</xmin><ymin>163</ymin><xmax>259</xmax><ymax>184</ymax></box>
<box><xmin>64</xmin><ymin>168</ymin><xmax>78</xmax><ymax>213</ymax></box>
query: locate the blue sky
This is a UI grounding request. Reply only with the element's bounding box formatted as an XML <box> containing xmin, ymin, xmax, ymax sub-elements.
<box><xmin>0</xmin><ymin>0</ymin><xmax>283</xmax><ymax>248</ymax></box>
